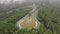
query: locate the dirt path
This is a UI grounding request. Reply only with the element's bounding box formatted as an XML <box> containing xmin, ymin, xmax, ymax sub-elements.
<box><xmin>16</xmin><ymin>4</ymin><xmax>40</xmax><ymax>29</ymax></box>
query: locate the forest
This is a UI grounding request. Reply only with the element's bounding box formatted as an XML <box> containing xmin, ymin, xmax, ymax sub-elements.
<box><xmin>0</xmin><ymin>0</ymin><xmax>60</xmax><ymax>34</ymax></box>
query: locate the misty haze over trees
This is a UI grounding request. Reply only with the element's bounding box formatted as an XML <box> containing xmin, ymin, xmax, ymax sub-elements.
<box><xmin>0</xmin><ymin>0</ymin><xmax>60</xmax><ymax>34</ymax></box>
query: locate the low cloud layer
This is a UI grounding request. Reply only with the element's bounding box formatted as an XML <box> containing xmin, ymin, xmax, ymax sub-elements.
<box><xmin>0</xmin><ymin>0</ymin><xmax>60</xmax><ymax>4</ymax></box>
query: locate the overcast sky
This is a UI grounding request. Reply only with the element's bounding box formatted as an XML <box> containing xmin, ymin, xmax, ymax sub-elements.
<box><xmin>0</xmin><ymin>0</ymin><xmax>25</xmax><ymax>3</ymax></box>
<box><xmin>0</xmin><ymin>0</ymin><xmax>60</xmax><ymax>3</ymax></box>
